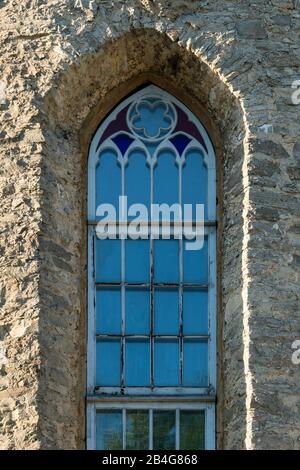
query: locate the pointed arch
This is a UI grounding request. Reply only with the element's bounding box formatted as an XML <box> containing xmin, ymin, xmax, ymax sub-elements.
<box><xmin>37</xmin><ymin>29</ymin><xmax>249</xmax><ymax>449</ymax></box>
<box><xmin>87</xmin><ymin>83</ymin><xmax>217</xmax><ymax>450</ymax></box>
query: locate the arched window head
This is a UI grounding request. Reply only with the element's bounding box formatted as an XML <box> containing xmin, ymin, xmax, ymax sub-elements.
<box><xmin>87</xmin><ymin>84</ymin><xmax>217</xmax><ymax>450</ymax></box>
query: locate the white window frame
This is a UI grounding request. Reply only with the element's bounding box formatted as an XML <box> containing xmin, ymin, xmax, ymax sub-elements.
<box><xmin>87</xmin><ymin>399</ymin><xmax>215</xmax><ymax>450</ymax></box>
<box><xmin>86</xmin><ymin>85</ymin><xmax>217</xmax><ymax>450</ymax></box>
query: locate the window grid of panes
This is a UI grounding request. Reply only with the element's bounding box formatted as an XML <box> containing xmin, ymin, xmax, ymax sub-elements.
<box><xmin>87</xmin><ymin>85</ymin><xmax>216</xmax><ymax>450</ymax></box>
<box><xmin>91</xmin><ymin>402</ymin><xmax>214</xmax><ymax>450</ymax></box>
<box><xmin>93</xmin><ymin>231</ymin><xmax>213</xmax><ymax>393</ymax></box>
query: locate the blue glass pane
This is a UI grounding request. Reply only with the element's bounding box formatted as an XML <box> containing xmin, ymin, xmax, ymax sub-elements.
<box><xmin>183</xmin><ymin>236</ymin><xmax>208</xmax><ymax>284</ymax></box>
<box><xmin>169</xmin><ymin>134</ymin><xmax>191</xmax><ymax>156</ymax></box>
<box><xmin>146</xmin><ymin>143</ymin><xmax>157</xmax><ymax>157</ymax></box>
<box><xmin>126</xmin><ymin>150</ymin><xmax>150</xmax><ymax>218</ymax></box>
<box><xmin>125</xmin><ymin>340</ymin><xmax>150</xmax><ymax>386</ymax></box>
<box><xmin>95</xmin><ymin>239</ymin><xmax>121</xmax><ymax>283</ymax></box>
<box><xmin>154</xmin><ymin>239</ymin><xmax>179</xmax><ymax>283</ymax></box>
<box><xmin>125</xmin><ymin>240</ymin><xmax>149</xmax><ymax>283</ymax></box>
<box><xmin>126</xmin><ymin>288</ymin><xmax>150</xmax><ymax>335</ymax></box>
<box><xmin>96</xmin><ymin>149</ymin><xmax>120</xmax><ymax>219</ymax></box>
<box><xmin>96</xmin><ymin>288</ymin><xmax>121</xmax><ymax>335</ymax></box>
<box><xmin>112</xmin><ymin>133</ymin><xmax>134</xmax><ymax>155</ymax></box>
<box><xmin>96</xmin><ymin>339</ymin><xmax>121</xmax><ymax>386</ymax></box>
<box><xmin>154</xmin><ymin>150</ymin><xmax>178</xmax><ymax>217</ymax></box>
<box><xmin>182</xmin><ymin>149</ymin><xmax>207</xmax><ymax>218</ymax></box>
<box><xmin>154</xmin><ymin>289</ymin><xmax>179</xmax><ymax>335</ymax></box>
<box><xmin>96</xmin><ymin>411</ymin><xmax>122</xmax><ymax>450</ymax></box>
<box><xmin>132</xmin><ymin>101</ymin><xmax>172</xmax><ymax>138</ymax></box>
<box><xmin>154</xmin><ymin>340</ymin><xmax>179</xmax><ymax>386</ymax></box>
<box><xmin>183</xmin><ymin>340</ymin><xmax>208</xmax><ymax>386</ymax></box>
<box><xmin>183</xmin><ymin>289</ymin><xmax>208</xmax><ymax>335</ymax></box>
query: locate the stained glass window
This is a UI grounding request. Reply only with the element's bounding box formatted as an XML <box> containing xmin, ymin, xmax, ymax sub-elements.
<box><xmin>87</xmin><ymin>84</ymin><xmax>216</xmax><ymax>450</ymax></box>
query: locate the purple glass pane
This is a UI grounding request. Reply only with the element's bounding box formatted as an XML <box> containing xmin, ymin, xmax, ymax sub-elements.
<box><xmin>97</xmin><ymin>105</ymin><xmax>130</xmax><ymax>150</ymax></box>
<box><xmin>112</xmin><ymin>133</ymin><xmax>134</xmax><ymax>155</ymax></box>
<box><xmin>173</xmin><ymin>105</ymin><xmax>208</xmax><ymax>153</ymax></box>
<box><xmin>169</xmin><ymin>134</ymin><xmax>191</xmax><ymax>156</ymax></box>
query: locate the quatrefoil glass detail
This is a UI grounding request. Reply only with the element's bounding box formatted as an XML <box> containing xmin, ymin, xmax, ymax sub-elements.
<box><xmin>128</xmin><ymin>98</ymin><xmax>176</xmax><ymax>141</ymax></box>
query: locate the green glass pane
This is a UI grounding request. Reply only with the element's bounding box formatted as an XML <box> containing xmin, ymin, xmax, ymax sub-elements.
<box><xmin>126</xmin><ymin>410</ymin><xmax>149</xmax><ymax>450</ymax></box>
<box><xmin>153</xmin><ymin>410</ymin><xmax>176</xmax><ymax>450</ymax></box>
<box><xmin>96</xmin><ymin>411</ymin><xmax>122</xmax><ymax>450</ymax></box>
<box><xmin>180</xmin><ymin>410</ymin><xmax>205</xmax><ymax>450</ymax></box>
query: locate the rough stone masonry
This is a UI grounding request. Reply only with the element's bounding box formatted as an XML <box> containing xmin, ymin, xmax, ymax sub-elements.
<box><xmin>0</xmin><ymin>0</ymin><xmax>299</xmax><ymax>449</ymax></box>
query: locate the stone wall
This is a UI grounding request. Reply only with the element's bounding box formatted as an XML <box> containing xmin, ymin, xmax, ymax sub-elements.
<box><xmin>0</xmin><ymin>0</ymin><xmax>299</xmax><ymax>449</ymax></box>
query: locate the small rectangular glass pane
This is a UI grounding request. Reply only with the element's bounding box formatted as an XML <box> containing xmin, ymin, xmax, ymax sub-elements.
<box><xmin>96</xmin><ymin>288</ymin><xmax>121</xmax><ymax>335</ymax></box>
<box><xmin>95</xmin><ymin>239</ymin><xmax>121</xmax><ymax>283</ymax></box>
<box><xmin>96</xmin><ymin>339</ymin><xmax>121</xmax><ymax>386</ymax></box>
<box><xmin>183</xmin><ymin>289</ymin><xmax>208</xmax><ymax>335</ymax></box>
<box><xmin>180</xmin><ymin>410</ymin><xmax>205</xmax><ymax>450</ymax></box>
<box><xmin>96</xmin><ymin>411</ymin><xmax>122</xmax><ymax>450</ymax></box>
<box><xmin>154</xmin><ymin>239</ymin><xmax>179</xmax><ymax>283</ymax></box>
<box><xmin>183</xmin><ymin>236</ymin><xmax>208</xmax><ymax>284</ymax></box>
<box><xmin>126</xmin><ymin>150</ymin><xmax>150</xmax><ymax>217</ymax></box>
<box><xmin>153</xmin><ymin>410</ymin><xmax>176</xmax><ymax>450</ymax></box>
<box><xmin>153</xmin><ymin>150</ymin><xmax>179</xmax><ymax>214</ymax></box>
<box><xmin>125</xmin><ymin>240</ymin><xmax>149</xmax><ymax>283</ymax></box>
<box><xmin>126</xmin><ymin>410</ymin><xmax>149</xmax><ymax>450</ymax></box>
<box><xmin>183</xmin><ymin>339</ymin><xmax>208</xmax><ymax>386</ymax></box>
<box><xmin>125</xmin><ymin>340</ymin><xmax>150</xmax><ymax>386</ymax></box>
<box><xmin>125</xmin><ymin>288</ymin><xmax>150</xmax><ymax>335</ymax></box>
<box><xmin>154</xmin><ymin>340</ymin><xmax>179</xmax><ymax>386</ymax></box>
<box><xmin>154</xmin><ymin>288</ymin><xmax>179</xmax><ymax>335</ymax></box>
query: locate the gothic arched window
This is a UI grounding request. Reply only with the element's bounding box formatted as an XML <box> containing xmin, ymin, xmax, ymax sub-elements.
<box><xmin>87</xmin><ymin>85</ymin><xmax>216</xmax><ymax>450</ymax></box>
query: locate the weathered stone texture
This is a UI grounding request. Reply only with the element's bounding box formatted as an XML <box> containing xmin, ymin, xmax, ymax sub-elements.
<box><xmin>0</xmin><ymin>0</ymin><xmax>299</xmax><ymax>449</ymax></box>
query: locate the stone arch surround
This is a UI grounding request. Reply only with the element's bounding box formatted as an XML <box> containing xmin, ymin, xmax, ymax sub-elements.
<box><xmin>1</xmin><ymin>21</ymin><xmax>299</xmax><ymax>450</ymax></box>
<box><xmin>39</xmin><ymin>29</ymin><xmax>249</xmax><ymax>450</ymax></box>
